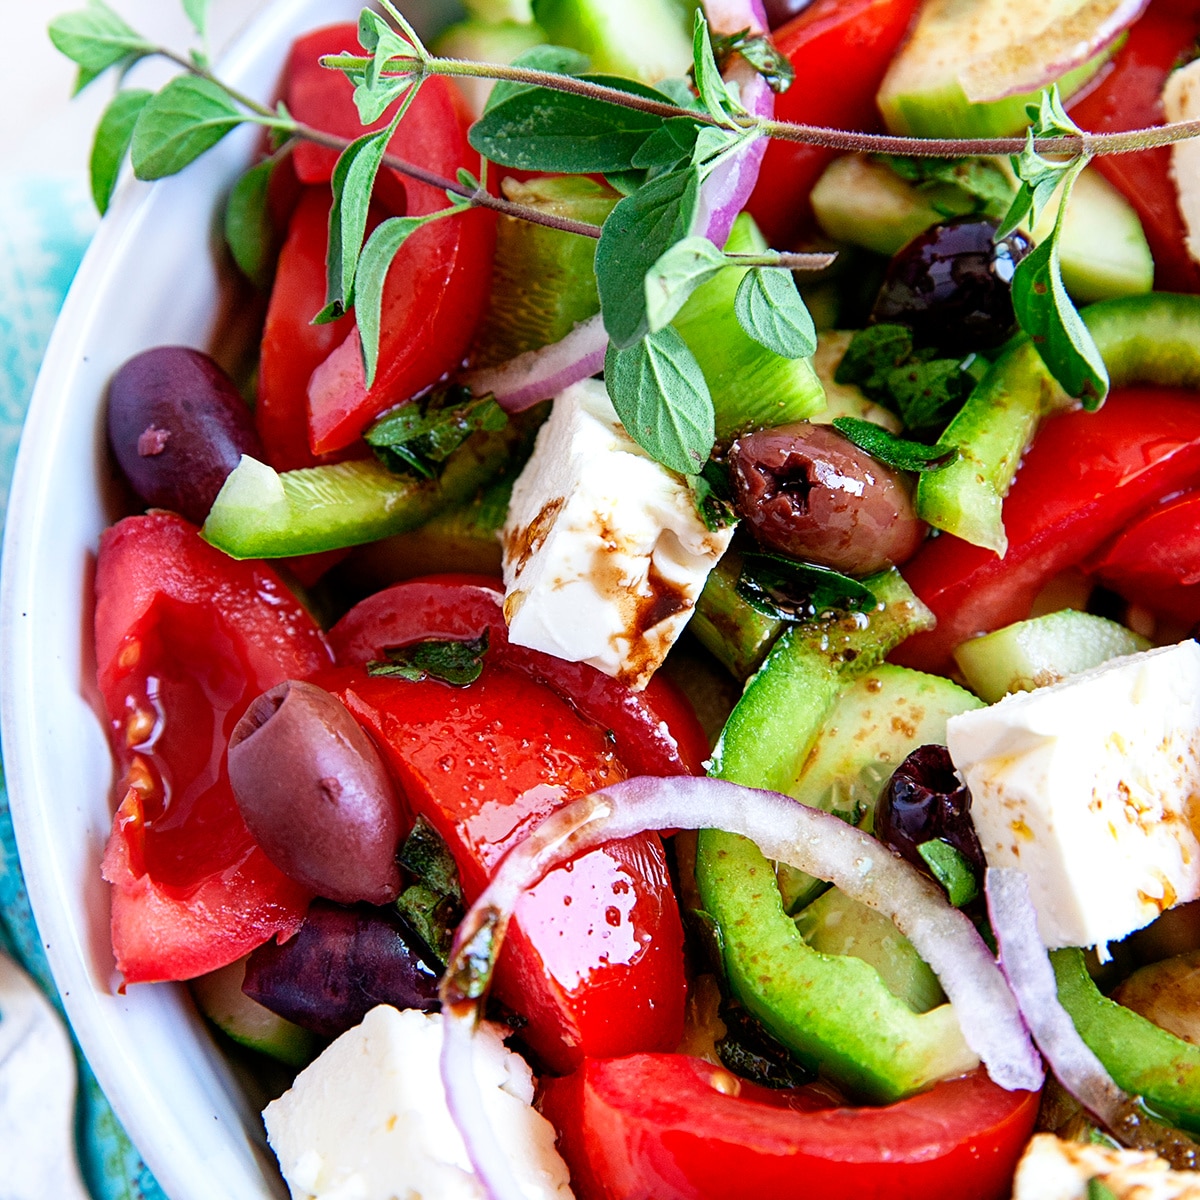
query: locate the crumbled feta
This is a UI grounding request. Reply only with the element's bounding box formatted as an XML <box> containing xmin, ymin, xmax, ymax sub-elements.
<box><xmin>946</xmin><ymin>641</ymin><xmax>1200</xmax><ymax>950</ymax></box>
<box><xmin>501</xmin><ymin>378</ymin><xmax>734</xmax><ymax>689</ymax></box>
<box><xmin>1014</xmin><ymin>1133</ymin><xmax>1200</xmax><ymax>1200</ymax></box>
<box><xmin>263</xmin><ymin>1006</ymin><xmax>571</xmax><ymax>1200</ymax></box>
<box><xmin>1165</xmin><ymin>61</ymin><xmax>1200</xmax><ymax>265</ymax></box>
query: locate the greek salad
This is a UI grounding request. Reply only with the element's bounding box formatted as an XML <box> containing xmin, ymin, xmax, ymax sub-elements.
<box><xmin>51</xmin><ymin>0</ymin><xmax>1200</xmax><ymax>1194</ymax></box>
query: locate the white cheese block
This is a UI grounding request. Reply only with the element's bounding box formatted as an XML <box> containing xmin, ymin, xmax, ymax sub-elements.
<box><xmin>946</xmin><ymin>641</ymin><xmax>1200</xmax><ymax>950</ymax></box>
<box><xmin>263</xmin><ymin>1006</ymin><xmax>571</xmax><ymax>1200</ymax></box>
<box><xmin>501</xmin><ymin>378</ymin><xmax>734</xmax><ymax>689</ymax></box>
<box><xmin>1014</xmin><ymin>1133</ymin><xmax>1200</xmax><ymax>1200</ymax></box>
<box><xmin>1164</xmin><ymin>61</ymin><xmax>1200</xmax><ymax>266</ymax></box>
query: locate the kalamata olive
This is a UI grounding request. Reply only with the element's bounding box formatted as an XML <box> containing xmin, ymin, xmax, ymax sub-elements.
<box><xmin>876</xmin><ymin>744</ymin><xmax>985</xmax><ymax>876</ymax></box>
<box><xmin>228</xmin><ymin>680</ymin><xmax>403</xmax><ymax>905</ymax></box>
<box><xmin>243</xmin><ymin>899</ymin><xmax>440</xmax><ymax>1039</ymax></box>
<box><xmin>107</xmin><ymin>346</ymin><xmax>264</xmax><ymax>525</ymax></box>
<box><xmin>730</xmin><ymin>421</ymin><xmax>926</xmax><ymax>575</ymax></box>
<box><xmin>870</xmin><ymin>218</ymin><xmax>1032</xmax><ymax>355</ymax></box>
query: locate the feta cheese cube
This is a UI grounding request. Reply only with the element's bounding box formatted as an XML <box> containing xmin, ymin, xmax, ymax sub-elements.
<box><xmin>946</xmin><ymin>641</ymin><xmax>1200</xmax><ymax>950</ymax></box>
<box><xmin>263</xmin><ymin>1006</ymin><xmax>571</xmax><ymax>1200</ymax></box>
<box><xmin>501</xmin><ymin>379</ymin><xmax>734</xmax><ymax>689</ymax></box>
<box><xmin>1014</xmin><ymin>1133</ymin><xmax>1200</xmax><ymax>1200</ymax></box>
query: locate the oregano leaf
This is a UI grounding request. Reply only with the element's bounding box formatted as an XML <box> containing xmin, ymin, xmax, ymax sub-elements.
<box><xmin>89</xmin><ymin>87</ymin><xmax>150</xmax><ymax>214</ymax></box>
<box><xmin>48</xmin><ymin>1</ymin><xmax>153</xmax><ymax>91</ymax></box>
<box><xmin>917</xmin><ymin>840</ymin><xmax>979</xmax><ymax>907</ymax></box>
<box><xmin>223</xmin><ymin>159</ymin><xmax>276</xmax><ymax>288</ymax></box>
<box><xmin>691</xmin><ymin>10</ymin><xmax>739</xmax><ymax>124</ymax></box>
<box><xmin>596</xmin><ymin>166</ymin><xmax>701</xmax><ymax>348</ymax></box>
<box><xmin>831</xmin><ymin>417</ymin><xmax>958</xmax><ymax>473</ymax></box>
<box><xmin>365</xmin><ymin>389</ymin><xmax>507</xmax><ymax>478</ymax></box>
<box><xmin>605</xmin><ymin>327</ymin><xmax>715</xmax><ymax>474</ymax></box>
<box><xmin>737</xmin><ymin>553</ymin><xmax>876</xmax><ymax>621</ymax></box>
<box><xmin>483</xmin><ymin>44</ymin><xmax>590</xmax><ymax>113</ymax></box>
<box><xmin>129</xmin><ymin>76</ymin><xmax>243</xmax><ymax>179</ymax></box>
<box><xmin>630</xmin><ymin>116</ymin><xmax>701</xmax><ymax>171</ymax></box>
<box><xmin>734</xmin><ymin>267</ymin><xmax>816</xmax><ymax>359</ymax></box>
<box><xmin>182</xmin><ymin>0</ymin><xmax>209</xmax><ymax>37</ymax></box>
<box><xmin>367</xmin><ymin>632</ymin><xmax>489</xmax><ymax>686</ymax></box>
<box><xmin>644</xmin><ymin>236</ymin><xmax>728</xmax><ymax>332</ymax></box>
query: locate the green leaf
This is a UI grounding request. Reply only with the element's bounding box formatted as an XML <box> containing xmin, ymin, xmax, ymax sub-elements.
<box><xmin>223</xmin><ymin>159</ymin><xmax>275</xmax><ymax>288</ymax></box>
<box><xmin>182</xmin><ymin>0</ymin><xmax>209</xmax><ymax>36</ymax></box>
<box><xmin>469</xmin><ymin>79</ymin><xmax>668</xmax><ymax>174</ymax></box>
<box><xmin>917</xmin><ymin>840</ymin><xmax>979</xmax><ymax>908</ymax></box>
<box><xmin>630</xmin><ymin>116</ymin><xmax>701</xmax><ymax>171</ymax></box>
<box><xmin>687</xmin><ymin>461</ymin><xmax>738</xmax><ymax>531</ymax></box>
<box><xmin>605</xmin><ymin>328</ymin><xmax>715</xmax><ymax>474</ymax></box>
<box><xmin>395</xmin><ymin>815</ymin><xmax>465</xmax><ymax>966</ymax></box>
<box><xmin>596</xmin><ymin>166</ymin><xmax>700</xmax><ymax>347</ymax></box>
<box><xmin>483</xmin><ymin>43</ymin><xmax>591</xmax><ymax>113</ymax></box>
<box><xmin>353</xmin><ymin>212</ymin><xmax>446</xmax><ymax>383</ymax></box>
<box><xmin>712</xmin><ymin>30</ymin><xmax>795</xmax><ymax>94</ymax></box>
<box><xmin>878</xmin><ymin>154</ymin><xmax>1014</xmax><ymax>221</ymax></box>
<box><xmin>365</xmin><ymin>387</ymin><xmax>508</xmax><ymax>477</ymax></box>
<box><xmin>733</xmin><ymin>267</ymin><xmax>816</xmax><ymax>359</ymax></box>
<box><xmin>736</xmin><ymin>553</ymin><xmax>876</xmax><ymax>621</ymax></box>
<box><xmin>644</xmin><ymin>236</ymin><xmax>728</xmax><ymax>332</ymax></box>
<box><xmin>1011</xmin><ymin>157</ymin><xmax>1109</xmax><ymax>408</ymax></box>
<box><xmin>129</xmin><ymin>76</ymin><xmax>243</xmax><ymax>179</ymax></box>
<box><xmin>367</xmin><ymin>631</ymin><xmax>490</xmax><ymax>685</ymax></box>
<box><xmin>352</xmin><ymin>9</ymin><xmax>420</xmax><ymax>122</ymax></box>
<box><xmin>832</xmin><ymin>417</ymin><xmax>957</xmax><ymax>473</ymax></box>
<box><xmin>691</xmin><ymin>10</ymin><xmax>739</xmax><ymax>124</ymax></box>
<box><xmin>88</xmin><ymin>87</ymin><xmax>150</xmax><ymax>214</ymax></box>
<box><xmin>835</xmin><ymin>324</ymin><xmax>914</xmax><ymax>395</ymax></box>
<box><xmin>885</xmin><ymin>356</ymin><xmax>979</xmax><ymax>432</ymax></box>
<box><xmin>48</xmin><ymin>1</ymin><xmax>152</xmax><ymax>90</ymax></box>
<box><xmin>1085</xmin><ymin>1179</ymin><xmax>1119</xmax><ymax>1200</ymax></box>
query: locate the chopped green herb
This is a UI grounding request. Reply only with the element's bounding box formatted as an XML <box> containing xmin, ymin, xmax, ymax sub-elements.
<box><xmin>916</xmin><ymin>839</ymin><xmax>979</xmax><ymax>908</ymax></box>
<box><xmin>688</xmin><ymin>460</ymin><xmax>738</xmax><ymax>531</ymax></box>
<box><xmin>832</xmin><ymin>417</ymin><xmax>957</xmax><ymax>473</ymax></box>
<box><xmin>877</xmin><ymin>155</ymin><xmax>1014</xmax><ymax>221</ymax></box>
<box><xmin>366</xmin><ymin>631</ymin><xmax>490</xmax><ymax>686</ymax></box>
<box><xmin>737</xmin><ymin>553</ymin><xmax>876</xmax><ymax>622</ymax></box>
<box><xmin>711</xmin><ymin>29</ymin><xmax>795</xmax><ymax>94</ymax></box>
<box><xmin>365</xmin><ymin>391</ymin><xmax>508</xmax><ymax>479</ymax></box>
<box><xmin>1086</xmin><ymin>1178</ymin><xmax>1119</xmax><ymax>1200</ymax></box>
<box><xmin>395</xmin><ymin>815</ymin><xmax>465</xmax><ymax>966</ymax></box>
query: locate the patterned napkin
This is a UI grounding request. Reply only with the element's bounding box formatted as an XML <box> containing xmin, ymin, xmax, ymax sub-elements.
<box><xmin>0</xmin><ymin>173</ymin><xmax>165</xmax><ymax>1200</ymax></box>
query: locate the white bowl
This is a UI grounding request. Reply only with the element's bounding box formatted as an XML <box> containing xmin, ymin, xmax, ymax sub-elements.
<box><xmin>0</xmin><ymin>0</ymin><xmax>457</xmax><ymax>1195</ymax></box>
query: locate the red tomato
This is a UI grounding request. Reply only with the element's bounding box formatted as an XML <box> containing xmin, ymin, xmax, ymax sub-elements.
<box><xmin>894</xmin><ymin>388</ymin><xmax>1200</xmax><ymax>671</ymax></box>
<box><xmin>285</xmin><ymin>23</ymin><xmax>496</xmax><ymax>454</ymax></box>
<box><xmin>1068</xmin><ymin>0</ymin><xmax>1200</xmax><ymax>293</ymax></box>
<box><xmin>746</xmin><ymin>0</ymin><xmax>922</xmax><ymax>248</ymax></box>
<box><xmin>327</xmin><ymin>575</ymin><xmax>711</xmax><ymax>776</ymax></box>
<box><xmin>1086</xmin><ymin>489</ymin><xmax>1200</xmax><ymax>624</ymax></box>
<box><xmin>95</xmin><ymin>513</ymin><xmax>332</xmax><ymax>982</ymax></box>
<box><xmin>540</xmin><ymin>1056</ymin><xmax>1039</xmax><ymax>1200</ymax></box>
<box><xmin>322</xmin><ymin>659</ymin><xmax>688</xmax><ymax>1074</ymax></box>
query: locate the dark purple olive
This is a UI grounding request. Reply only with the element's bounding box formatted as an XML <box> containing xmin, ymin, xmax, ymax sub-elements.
<box><xmin>763</xmin><ymin>0</ymin><xmax>815</xmax><ymax>28</ymax></box>
<box><xmin>730</xmin><ymin>421</ymin><xmax>926</xmax><ymax>575</ymax></box>
<box><xmin>243</xmin><ymin>899</ymin><xmax>440</xmax><ymax>1038</ymax></box>
<box><xmin>107</xmin><ymin>346</ymin><xmax>264</xmax><ymax>525</ymax></box>
<box><xmin>876</xmin><ymin>744</ymin><xmax>985</xmax><ymax>876</ymax></box>
<box><xmin>870</xmin><ymin>218</ymin><xmax>1032</xmax><ymax>355</ymax></box>
<box><xmin>228</xmin><ymin>680</ymin><xmax>403</xmax><ymax>905</ymax></box>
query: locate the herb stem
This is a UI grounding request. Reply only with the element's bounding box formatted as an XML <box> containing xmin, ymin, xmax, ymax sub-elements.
<box><xmin>727</xmin><ymin>251</ymin><xmax>838</xmax><ymax>270</ymax></box>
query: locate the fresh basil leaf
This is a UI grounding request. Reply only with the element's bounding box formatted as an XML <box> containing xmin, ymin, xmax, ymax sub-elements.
<box><xmin>596</xmin><ymin>166</ymin><xmax>700</xmax><ymax>347</ymax></box>
<box><xmin>353</xmin><ymin>212</ymin><xmax>444</xmax><ymax>383</ymax></box>
<box><xmin>917</xmin><ymin>840</ymin><xmax>979</xmax><ymax>908</ymax></box>
<box><xmin>129</xmin><ymin>76</ymin><xmax>243</xmax><ymax>179</ymax></box>
<box><xmin>630</xmin><ymin>116</ymin><xmax>701</xmax><ymax>171</ymax></box>
<box><xmin>645</xmin><ymin>236</ymin><xmax>728</xmax><ymax>332</ymax></box>
<box><xmin>483</xmin><ymin>44</ymin><xmax>591</xmax><ymax>113</ymax></box>
<box><xmin>832</xmin><ymin>417</ymin><xmax>957</xmax><ymax>473</ymax></box>
<box><xmin>367</xmin><ymin>631</ymin><xmax>490</xmax><ymax>686</ymax></box>
<box><xmin>737</xmin><ymin>553</ymin><xmax>876</xmax><ymax>622</ymax></box>
<box><xmin>222</xmin><ymin>158</ymin><xmax>276</xmax><ymax>288</ymax></box>
<box><xmin>182</xmin><ymin>0</ymin><xmax>209</xmax><ymax>37</ymax></box>
<box><xmin>89</xmin><ymin>87</ymin><xmax>150</xmax><ymax>214</ymax></box>
<box><xmin>734</xmin><ymin>267</ymin><xmax>816</xmax><ymax>359</ymax></box>
<box><xmin>365</xmin><ymin>387</ymin><xmax>507</xmax><ymax>477</ymax></box>
<box><xmin>48</xmin><ymin>1</ymin><xmax>153</xmax><ymax>91</ymax></box>
<box><xmin>691</xmin><ymin>10</ymin><xmax>739</xmax><ymax>123</ymax></box>
<box><xmin>605</xmin><ymin>328</ymin><xmax>715</xmax><ymax>474</ymax></box>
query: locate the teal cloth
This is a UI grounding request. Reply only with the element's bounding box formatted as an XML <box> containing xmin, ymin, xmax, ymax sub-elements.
<box><xmin>0</xmin><ymin>175</ymin><xmax>166</xmax><ymax>1200</ymax></box>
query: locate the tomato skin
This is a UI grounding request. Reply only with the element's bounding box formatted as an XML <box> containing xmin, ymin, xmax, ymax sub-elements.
<box><xmin>322</xmin><ymin>660</ymin><xmax>687</xmax><ymax>1073</ymax></box>
<box><xmin>327</xmin><ymin>575</ymin><xmax>711</xmax><ymax>776</ymax></box>
<box><xmin>1068</xmin><ymin>0</ymin><xmax>1200</xmax><ymax>293</ymax></box>
<box><xmin>540</xmin><ymin>1056</ymin><xmax>1039</xmax><ymax>1200</ymax></box>
<box><xmin>894</xmin><ymin>388</ymin><xmax>1200</xmax><ymax>671</ymax></box>
<box><xmin>745</xmin><ymin>0</ymin><xmax>922</xmax><ymax>248</ymax></box>
<box><xmin>95</xmin><ymin>513</ymin><xmax>331</xmax><ymax>982</ymax></box>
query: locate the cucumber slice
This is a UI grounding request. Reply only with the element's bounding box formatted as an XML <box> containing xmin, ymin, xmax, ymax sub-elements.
<box><xmin>877</xmin><ymin>0</ymin><xmax>1115</xmax><ymax>139</ymax></box>
<box><xmin>689</xmin><ymin>550</ymin><xmax>784</xmax><ymax>680</ymax></box>
<box><xmin>953</xmin><ymin>610</ymin><xmax>1152</xmax><ymax>704</ymax></box>
<box><xmin>810</xmin><ymin>330</ymin><xmax>902</xmax><ymax>431</ymax></box>
<box><xmin>794</xmin><ymin>889</ymin><xmax>946</xmax><ymax>1014</ymax></box>
<box><xmin>432</xmin><ymin>19</ymin><xmax>547</xmax><ymax>117</ymax></box>
<box><xmin>532</xmin><ymin>0</ymin><xmax>696</xmax><ymax>83</ymax></box>
<box><xmin>191</xmin><ymin>958</ymin><xmax>313</xmax><ymax>1067</ymax></box>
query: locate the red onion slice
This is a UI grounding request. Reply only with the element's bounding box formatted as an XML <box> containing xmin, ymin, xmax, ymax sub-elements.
<box><xmin>987</xmin><ymin>866</ymin><xmax>1126</xmax><ymax>1125</ymax></box>
<box><xmin>957</xmin><ymin>0</ymin><xmax>1149</xmax><ymax>103</ymax></box>
<box><xmin>704</xmin><ymin>0</ymin><xmax>770</xmax><ymax>36</ymax></box>
<box><xmin>441</xmin><ymin>776</ymin><xmax>1042</xmax><ymax>1200</ymax></box>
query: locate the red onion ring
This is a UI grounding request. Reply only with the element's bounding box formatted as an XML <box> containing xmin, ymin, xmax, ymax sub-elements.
<box><xmin>958</xmin><ymin>0</ymin><xmax>1149</xmax><ymax>103</ymax></box>
<box><xmin>440</xmin><ymin>776</ymin><xmax>1042</xmax><ymax>1200</ymax></box>
<box><xmin>986</xmin><ymin>866</ymin><xmax>1126</xmax><ymax>1125</ymax></box>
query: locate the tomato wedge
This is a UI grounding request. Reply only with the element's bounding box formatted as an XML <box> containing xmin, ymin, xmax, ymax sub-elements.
<box><xmin>540</xmin><ymin>1056</ymin><xmax>1038</xmax><ymax>1200</ymax></box>
<box><xmin>95</xmin><ymin>513</ymin><xmax>331</xmax><ymax>982</ymax></box>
